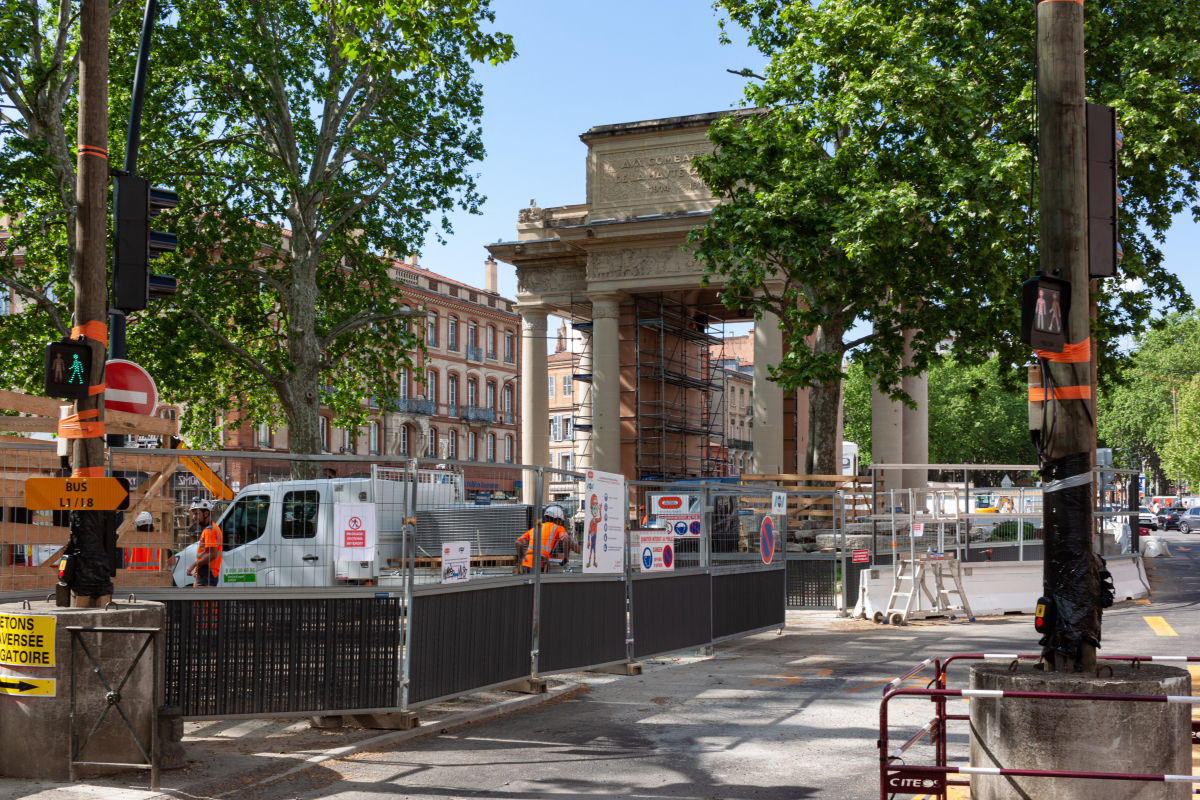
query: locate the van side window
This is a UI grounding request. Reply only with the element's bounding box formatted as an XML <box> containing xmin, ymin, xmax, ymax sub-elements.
<box><xmin>282</xmin><ymin>491</ymin><xmax>320</xmax><ymax>539</ymax></box>
<box><xmin>223</xmin><ymin>495</ymin><xmax>271</xmax><ymax>548</ymax></box>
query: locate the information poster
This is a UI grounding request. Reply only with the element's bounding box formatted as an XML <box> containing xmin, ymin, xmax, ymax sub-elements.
<box><xmin>0</xmin><ymin>614</ymin><xmax>54</xmax><ymax>667</ymax></box>
<box><xmin>649</xmin><ymin>492</ymin><xmax>702</xmax><ymax>537</ymax></box>
<box><xmin>911</xmin><ymin>523</ymin><xmax>925</xmax><ymax>539</ymax></box>
<box><xmin>771</xmin><ymin>492</ymin><xmax>787</xmax><ymax>517</ymax></box>
<box><xmin>334</xmin><ymin>503</ymin><xmax>377</xmax><ymax>563</ymax></box>
<box><xmin>441</xmin><ymin>541</ymin><xmax>470</xmax><ymax>583</ymax></box>
<box><xmin>584</xmin><ymin>469</ymin><xmax>626</xmax><ymax>573</ymax></box>
<box><xmin>639</xmin><ymin>532</ymin><xmax>675</xmax><ymax>571</ymax></box>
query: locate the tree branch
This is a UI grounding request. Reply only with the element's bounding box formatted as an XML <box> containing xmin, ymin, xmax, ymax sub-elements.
<box><xmin>318</xmin><ymin>306</ymin><xmax>427</xmax><ymax>351</ymax></box>
<box><xmin>1</xmin><ymin>273</ymin><xmax>70</xmax><ymax>337</ymax></box>
<box><xmin>184</xmin><ymin>308</ymin><xmax>277</xmax><ymax>380</ymax></box>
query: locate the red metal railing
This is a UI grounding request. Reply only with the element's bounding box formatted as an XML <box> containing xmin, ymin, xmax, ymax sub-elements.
<box><xmin>879</xmin><ymin>653</ymin><xmax>1200</xmax><ymax>799</ymax></box>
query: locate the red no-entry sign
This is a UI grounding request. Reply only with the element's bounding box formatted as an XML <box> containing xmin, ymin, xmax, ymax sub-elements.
<box><xmin>104</xmin><ymin>359</ymin><xmax>158</xmax><ymax>416</ymax></box>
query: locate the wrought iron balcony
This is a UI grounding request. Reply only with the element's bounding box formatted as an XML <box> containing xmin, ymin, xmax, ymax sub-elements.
<box><xmin>487</xmin><ymin>351</ymin><xmax>496</xmax><ymax>360</ymax></box>
<box><xmin>390</xmin><ymin>397</ymin><xmax>436</xmax><ymax>415</ymax></box>
<box><xmin>728</xmin><ymin>438</ymin><xmax>754</xmax><ymax>451</ymax></box>
<box><xmin>447</xmin><ymin>403</ymin><xmax>459</xmax><ymax>418</ymax></box>
<box><xmin>504</xmin><ymin>411</ymin><xmax>515</xmax><ymax>425</ymax></box>
<box><xmin>466</xmin><ymin>345</ymin><xmax>483</xmax><ymax>362</ymax></box>
<box><xmin>461</xmin><ymin>405</ymin><xmax>495</xmax><ymax>423</ymax></box>
<box><xmin>447</xmin><ymin>342</ymin><xmax>459</xmax><ymax>352</ymax></box>
<box><xmin>504</xmin><ymin>354</ymin><xmax>514</xmax><ymax>364</ymax></box>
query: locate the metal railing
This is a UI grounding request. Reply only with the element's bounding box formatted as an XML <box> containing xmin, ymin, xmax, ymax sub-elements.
<box><xmin>727</xmin><ymin>438</ymin><xmax>753</xmax><ymax>451</ymax></box>
<box><xmin>461</xmin><ymin>406</ymin><xmax>495</xmax><ymax>423</ymax></box>
<box><xmin>466</xmin><ymin>345</ymin><xmax>483</xmax><ymax>362</ymax></box>
<box><xmin>391</xmin><ymin>397</ymin><xmax>436</xmax><ymax>415</ymax></box>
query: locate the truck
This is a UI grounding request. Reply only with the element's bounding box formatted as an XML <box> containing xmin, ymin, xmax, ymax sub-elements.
<box><xmin>171</xmin><ymin>464</ymin><xmax>468</xmax><ymax>587</ymax></box>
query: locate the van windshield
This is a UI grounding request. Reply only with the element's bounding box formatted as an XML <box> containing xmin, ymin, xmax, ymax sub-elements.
<box><xmin>223</xmin><ymin>495</ymin><xmax>271</xmax><ymax>549</ymax></box>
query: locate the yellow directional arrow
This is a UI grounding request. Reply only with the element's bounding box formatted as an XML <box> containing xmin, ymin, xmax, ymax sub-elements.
<box><xmin>24</xmin><ymin>477</ymin><xmax>130</xmax><ymax>511</ymax></box>
<box><xmin>0</xmin><ymin>677</ymin><xmax>55</xmax><ymax>696</ymax></box>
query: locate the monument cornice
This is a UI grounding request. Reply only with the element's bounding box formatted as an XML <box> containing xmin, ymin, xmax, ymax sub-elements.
<box><xmin>485</xmin><ymin>238</ymin><xmax>587</xmax><ymax>270</ymax></box>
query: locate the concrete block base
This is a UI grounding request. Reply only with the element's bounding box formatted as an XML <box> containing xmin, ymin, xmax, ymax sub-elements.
<box><xmin>588</xmin><ymin>662</ymin><xmax>643</xmax><ymax>676</ymax></box>
<box><xmin>350</xmin><ymin>712</ymin><xmax>420</xmax><ymax>730</ymax></box>
<box><xmin>969</xmin><ymin>663</ymin><xmax>1190</xmax><ymax>799</ymax></box>
<box><xmin>500</xmin><ymin>678</ymin><xmax>546</xmax><ymax>694</ymax></box>
<box><xmin>309</xmin><ymin>715</ymin><xmax>344</xmax><ymax>729</ymax></box>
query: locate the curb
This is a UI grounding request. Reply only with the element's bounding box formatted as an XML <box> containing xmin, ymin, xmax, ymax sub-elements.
<box><xmin>217</xmin><ymin>680</ymin><xmax>583</xmax><ymax>795</ymax></box>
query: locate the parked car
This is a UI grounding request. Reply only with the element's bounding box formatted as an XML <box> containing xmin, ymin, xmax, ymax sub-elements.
<box><xmin>1176</xmin><ymin>506</ymin><xmax>1200</xmax><ymax>534</ymax></box>
<box><xmin>1139</xmin><ymin>506</ymin><xmax>1158</xmax><ymax>530</ymax></box>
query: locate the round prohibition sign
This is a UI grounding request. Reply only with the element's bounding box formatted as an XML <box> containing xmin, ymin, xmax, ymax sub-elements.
<box><xmin>348</xmin><ymin>516</ymin><xmax>363</xmax><ymax>530</ymax></box>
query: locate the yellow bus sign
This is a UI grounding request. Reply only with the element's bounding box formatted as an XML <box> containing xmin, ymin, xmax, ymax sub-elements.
<box><xmin>24</xmin><ymin>477</ymin><xmax>130</xmax><ymax>511</ymax></box>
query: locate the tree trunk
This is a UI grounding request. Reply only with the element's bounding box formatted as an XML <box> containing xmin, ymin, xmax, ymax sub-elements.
<box><xmin>280</xmin><ymin>220</ymin><xmax>324</xmax><ymax>478</ymax></box>
<box><xmin>803</xmin><ymin>321</ymin><xmax>845</xmax><ymax>477</ymax></box>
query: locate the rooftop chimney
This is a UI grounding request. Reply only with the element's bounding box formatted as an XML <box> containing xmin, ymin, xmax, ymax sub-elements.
<box><xmin>485</xmin><ymin>256</ymin><xmax>497</xmax><ymax>294</ymax></box>
<box><xmin>406</xmin><ymin>253</ymin><xmax>419</xmax><ymax>268</ymax></box>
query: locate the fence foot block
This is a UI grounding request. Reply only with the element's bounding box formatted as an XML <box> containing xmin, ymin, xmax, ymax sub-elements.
<box><xmin>349</xmin><ymin>712</ymin><xmax>419</xmax><ymax>731</ymax></box>
<box><xmin>310</xmin><ymin>715</ymin><xmax>344</xmax><ymax>729</ymax></box>
<box><xmin>588</xmin><ymin>662</ymin><xmax>643</xmax><ymax>676</ymax></box>
<box><xmin>500</xmin><ymin>678</ymin><xmax>547</xmax><ymax>694</ymax></box>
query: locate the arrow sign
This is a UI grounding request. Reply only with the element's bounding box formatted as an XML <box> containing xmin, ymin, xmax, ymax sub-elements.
<box><xmin>0</xmin><ymin>677</ymin><xmax>55</xmax><ymax>696</ymax></box>
<box><xmin>24</xmin><ymin>477</ymin><xmax>130</xmax><ymax>511</ymax></box>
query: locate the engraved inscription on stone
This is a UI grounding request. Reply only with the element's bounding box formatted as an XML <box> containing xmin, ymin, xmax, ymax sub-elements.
<box><xmin>597</xmin><ymin>144</ymin><xmax>714</xmax><ymax>203</ymax></box>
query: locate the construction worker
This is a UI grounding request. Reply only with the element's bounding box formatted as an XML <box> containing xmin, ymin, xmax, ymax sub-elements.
<box><xmin>124</xmin><ymin>511</ymin><xmax>158</xmax><ymax>571</ymax></box>
<box><xmin>185</xmin><ymin>499</ymin><xmax>223</xmax><ymax>587</ymax></box>
<box><xmin>639</xmin><ymin>505</ymin><xmax>649</xmax><ymax>527</ymax></box>
<box><xmin>515</xmin><ymin>505</ymin><xmax>578</xmax><ymax>574</ymax></box>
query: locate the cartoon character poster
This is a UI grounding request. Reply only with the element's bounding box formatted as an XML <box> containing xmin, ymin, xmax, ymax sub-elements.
<box><xmin>583</xmin><ymin>469</ymin><xmax>625</xmax><ymax>574</ymax></box>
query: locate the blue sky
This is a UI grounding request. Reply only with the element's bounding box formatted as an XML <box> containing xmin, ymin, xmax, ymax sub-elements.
<box><xmin>420</xmin><ymin>1</ymin><xmax>1200</xmax><ymax>343</ymax></box>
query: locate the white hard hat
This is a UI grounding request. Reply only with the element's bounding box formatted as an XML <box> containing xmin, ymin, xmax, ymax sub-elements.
<box><xmin>543</xmin><ymin>505</ymin><xmax>565</xmax><ymax>520</ymax></box>
<box><xmin>190</xmin><ymin>499</ymin><xmax>212</xmax><ymax>512</ymax></box>
<box><xmin>135</xmin><ymin>511</ymin><xmax>154</xmax><ymax>526</ymax></box>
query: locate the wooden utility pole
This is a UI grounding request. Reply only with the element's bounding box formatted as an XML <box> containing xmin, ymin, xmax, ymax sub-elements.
<box><xmin>70</xmin><ymin>0</ymin><xmax>113</xmax><ymax>603</ymax></box>
<box><xmin>1037</xmin><ymin>0</ymin><xmax>1100</xmax><ymax>670</ymax></box>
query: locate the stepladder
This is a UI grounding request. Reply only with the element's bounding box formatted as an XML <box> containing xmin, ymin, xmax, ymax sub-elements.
<box><xmin>883</xmin><ymin>553</ymin><xmax>974</xmax><ymax>624</ymax></box>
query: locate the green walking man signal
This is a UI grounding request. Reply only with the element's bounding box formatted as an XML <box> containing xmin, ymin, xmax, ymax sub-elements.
<box><xmin>43</xmin><ymin>339</ymin><xmax>96</xmax><ymax>400</ymax></box>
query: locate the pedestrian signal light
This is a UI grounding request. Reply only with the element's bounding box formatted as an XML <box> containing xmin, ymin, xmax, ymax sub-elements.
<box><xmin>1020</xmin><ymin>271</ymin><xmax>1072</xmax><ymax>353</ymax></box>
<box><xmin>43</xmin><ymin>339</ymin><xmax>94</xmax><ymax>399</ymax></box>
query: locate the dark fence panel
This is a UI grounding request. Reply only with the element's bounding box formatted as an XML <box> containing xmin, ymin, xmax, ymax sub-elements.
<box><xmin>408</xmin><ymin>583</ymin><xmax>532</xmax><ymax>705</ymax></box>
<box><xmin>538</xmin><ymin>579</ymin><xmax>627</xmax><ymax>674</ymax></box>
<box><xmin>164</xmin><ymin>597</ymin><xmax>401</xmax><ymax>718</ymax></box>
<box><xmin>786</xmin><ymin>557</ymin><xmax>837</xmax><ymax>608</ymax></box>
<box><xmin>712</xmin><ymin>568</ymin><xmax>785</xmax><ymax>639</ymax></box>
<box><xmin>632</xmin><ymin>572</ymin><xmax>711</xmax><ymax>659</ymax></box>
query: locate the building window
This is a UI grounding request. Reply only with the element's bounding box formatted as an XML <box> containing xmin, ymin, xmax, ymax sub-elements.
<box><xmin>565</xmin><ymin>416</ymin><xmax>573</xmax><ymax>440</ymax></box>
<box><xmin>468</xmin><ymin>431</ymin><xmax>477</xmax><ymax>461</ymax></box>
<box><xmin>257</xmin><ymin>422</ymin><xmax>271</xmax><ymax>447</ymax></box>
<box><xmin>486</xmin><ymin>381</ymin><xmax>495</xmax><ymax>410</ymax></box>
<box><xmin>320</xmin><ymin>418</ymin><xmax>329</xmax><ymax>452</ymax></box>
<box><xmin>550</xmin><ymin>416</ymin><xmax>560</xmax><ymax>441</ymax></box>
<box><xmin>427</xmin><ymin>311</ymin><xmax>438</xmax><ymax>346</ymax></box>
<box><xmin>468</xmin><ymin>321</ymin><xmax>477</xmax><ymax>349</ymax></box>
<box><xmin>740</xmin><ymin>388</ymin><xmax>745</xmax><ymax>408</ymax></box>
<box><xmin>487</xmin><ymin>433</ymin><xmax>495</xmax><ymax>462</ymax></box>
<box><xmin>399</xmin><ymin>367</ymin><xmax>409</xmax><ymax>399</ymax></box>
<box><xmin>342</xmin><ymin>427</ymin><xmax>356</xmax><ymax>454</ymax></box>
<box><xmin>448</xmin><ymin>374</ymin><xmax>458</xmax><ymax>406</ymax></box>
<box><xmin>563</xmin><ymin>374</ymin><xmax>572</xmax><ymax>397</ymax></box>
<box><xmin>561</xmin><ymin>453</ymin><xmax>572</xmax><ymax>472</ymax></box>
<box><xmin>448</xmin><ymin>429</ymin><xmax>457</xmax><ymax>459</ymax></box>
<box><xmin>369</xmin><ymin>421</ymin><xmax>380</xmax><ymax>454</ymax></box>
<box><xmin>486</xmin><ymin>325</ymin><xmax>495</xmax><ymax>358</ymax></box>
<box><xmin>504</xmin><ymin>384</ymin><xmax>513</xmax><ymax>413</ymax></box>
<box><xmin>548</xmin><ymin>375</ymin><xmax>555</xmax><ymax>398</ymax></box>
<box><xmin>427</xmin><ymin>370</ymin><xmax>438</xmax><ymax>403</ymax></box>
<box><xmin>428</xmin><ymin>427</ymin><xmax>437</xmax><ymax>457</ymax></box>
<box><xmin>504</xmin><ymin>331</ymin><xmax>514</xmax><ymax>363</ymax></box>
<box><xmin>448</xmin><ymin>317</ymin><xmax>458</xmax><ymax>351</ymax></box>
<box><xmin>467</xmin><ymin>377</ymin><xmax>478</xmax><ymax>407</ymax></box>
<box><xmin>399</xmin><ymin>424</ymin><xmax>409</xmax><ymax>456</ymax></box>
<box><xmin>505</xmin><ymin>435</ymin><xmax>513</xmax><ymax>463</ymax></box>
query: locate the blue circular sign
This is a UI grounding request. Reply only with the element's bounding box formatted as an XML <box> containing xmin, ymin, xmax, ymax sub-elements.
<box><xmin>673</xmin><ymin>521</ymin><xmax>688</xmax><ymax>535</ymax></box>
<box><xmin>689</xmin><ymin>520</ymin><xmax>701</xmax><ymax>535</ymax></box>
<box><xmin>642</xmin><ymin>547</ymin><xmax>653</xmax><ymax>569</ymax></box>
<box><xmin>662</xmin><ymin>544</ymin><xmax>673</xmax><ymax>568</ymax></box>
<box><xmin>760</xmin><ymin>515</ymin><xmax>775</xmax><ymax>564</ymax></box>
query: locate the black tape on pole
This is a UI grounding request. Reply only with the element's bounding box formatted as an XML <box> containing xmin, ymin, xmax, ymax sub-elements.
<box><xmin>69</xmin><ymin>510</ymin><xmax>116</xmax><ymax>598</ymax></box>
<box><xmin>1040</xmin><ymin>452</ymin><xmax>1103</xmax><ymax>660</ymax></box>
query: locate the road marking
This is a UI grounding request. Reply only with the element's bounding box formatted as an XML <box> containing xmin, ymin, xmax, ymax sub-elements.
<box><xmin>842</xmin><ymin>675</ymin><xmax>922</xmax><ymax>693</ymax></box>
<box><xmin>1145</xmin><ymin>616</ymin><xmax>1179</xmax><ymax>636</ymax></box>
<box><xmin>1135</xmin><ymin>599</ymin><xmax>1151</xmax><ymax>605</ymax></box>
<box><xmin>749</xmin><ymin>668</ymin><xmax>832</xmax><ymax>686</ymax></box>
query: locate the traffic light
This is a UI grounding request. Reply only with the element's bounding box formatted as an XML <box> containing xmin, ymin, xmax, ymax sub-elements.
<box><xmin>112</xmin><ymin>175</ymin><xmax>178</xmax><ymax>311</ymax></box>
<box><xmin>1020</xmin><ymin>270</ymin><xmax>1072</xmax><ymax>353</ymax></box>
<box><xmin>1087</xmin><ymin>103</ymin><xmax>1121</xmax><ymax>278</ymax></box>
<box><xmin>43</xmin><ymin>339</ymin><xmax>95</xmax><ymax>399</ymax></box>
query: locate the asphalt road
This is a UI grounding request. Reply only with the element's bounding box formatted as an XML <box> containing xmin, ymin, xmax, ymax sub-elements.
<box><xmin>224</xmin><ymin>535</ymin><xmax>1197</xmax><ymax>800</ymax></box>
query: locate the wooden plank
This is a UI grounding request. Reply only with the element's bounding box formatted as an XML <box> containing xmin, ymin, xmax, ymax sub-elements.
<box><xmin>116</xmin><ymin>461</ymin><xmax>178</xmax><ymax>539</ymax></box>
<box><xmin>113</xmin><ymin>569</ymin><xmax>173</xmax><ymax>588</ymax></box>
<box><xmin>0</xmin><ymin>390</ymin><xmax>62</xmax><ymax>417</ymax></box>
<box><xmin>0</xmin><ymin>523</ymin><xmax>69</xmax><ymax>546</ymax></box>
<box><xmin>0</xmin><ymin>434</ymin><xmax>54</xmax><ymax>446</ymax></box>
<box><xmin>0</xmin><ymin>417</ymin><xmax>58</xmax><ymax>433</ymax></box>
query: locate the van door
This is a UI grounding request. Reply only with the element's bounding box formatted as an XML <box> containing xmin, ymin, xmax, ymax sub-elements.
<box><xmin>275</xmin><ymin>488</ymin><xmax>327</xmax><ymax>586</ymax></box>
<box><xmin>217</xmin><ymin>493</ymin><xmax>274</xmax><ymax>586</ymax></box>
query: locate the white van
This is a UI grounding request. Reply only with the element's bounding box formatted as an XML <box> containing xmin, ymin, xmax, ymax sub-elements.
<box><xmin>172</xmin><ymin>465</ymin><xmax>463</xmax><ymax>587</ymax></box>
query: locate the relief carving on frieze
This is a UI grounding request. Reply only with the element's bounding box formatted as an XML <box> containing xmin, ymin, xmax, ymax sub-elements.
<box><xmin>588</xmin><ymin>247</ymin><xmax>701</xmax><ymax>280</ymax></box>
<box><xmin>515</xmin><ymin>265</ymin><xmax>588</xmax><ymax>296</ymax></box>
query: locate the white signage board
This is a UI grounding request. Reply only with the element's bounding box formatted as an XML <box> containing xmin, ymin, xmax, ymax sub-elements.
<box><xmin>334</xmin><ymin>503</ymin><xmax>377</xmax><ymax>562</ymax></box>
<box><xmin>638</xmin><ymin>532</ymin><xmax>675</xmax><ymax>572</ymax></box>
<box><xmin>441</xmin><ymin>541</ymin><xmax>470</xmax><ymax>583</ymax></box>
<box><xmin>649</xmin><ymin>492</ymin><xmax>702</xmax><ymax>537</ymax></box>
<box><xmin>770</xmin><ymin>491</ymin><xmax>787</xmax><ymax>516</ymax></box>
<box><xmin>911</xmin><ymin>523</ymin><xmax>925</xmax><ymax>539</ymax></box>
<box><xmin>584</xmin><ymin>469</ymin><xmax>625</xmax><ymax>573</ymax></box>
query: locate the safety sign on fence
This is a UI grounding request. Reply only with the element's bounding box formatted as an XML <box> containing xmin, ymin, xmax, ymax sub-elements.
<box><xmin>760</xmin><ymin>515</ymin><xmax>775</xmax><ymax>564</ymax></box>
<box><xmin>911</xmin><ymin>523</ymin><xmax>924</xmax><ymax>539</ymax></box>
<box><xmin>584</xmin><ymin>469</ymin><xmax>625</xmax><ymax>573</ymax></box>
<box><xmin>334</xmin><ymin>503</ymin><xmax>377</xmax><ymax>563</ymax></box>
<box><xmin>853</xmin><ymin>549</ymin><xmax>870</xmax><ymax>564</ymax></box>
<box><xmin>649</xmin><ymin>492</ymin><xmax>701</xmax><ymax>537</ymax></box>
<box><xmin>0</xmin><ymin>613</ymin><xmax>54</xmax><ymax>667</ymax></box>
<box><xmin>638</xmin><ymin>532</ymin><xmax>674</xmax><ymax>571</ymax></box>
<box><xmin>771</xmin><ymin>491</ymin><xmax>787</xmax><ymax>516</ymax></box>
<box><xmin>441</xmin><ymin>541</ymin><xmax>471</xmax><ymax>584</ymax></box>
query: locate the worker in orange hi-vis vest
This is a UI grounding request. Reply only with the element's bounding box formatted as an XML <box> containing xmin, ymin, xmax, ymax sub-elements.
<box><xmin>124</xmin><ymin>511</ymin><xmax>158</xmax><ymax>571</ymax></box>
<box><xmin>185</xmin><ymin>499</ymin><xmax>223</xmax><ymax>587</ymax></box>
<box><xmin>515</xmin><ymin>505</ymin><xmax>578</xmax><ymax>574</ymax></box>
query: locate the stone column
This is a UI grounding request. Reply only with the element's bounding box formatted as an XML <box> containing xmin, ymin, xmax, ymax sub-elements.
<box><xmin>752</xmin><ymin>311</ymin><xmax>785</xmax><ymax>475</ymax></box>
<box><xmin>901</xmin><ymin>331</ymin><xmax>929</xmax><ymax>492</ymax></box>
<box><xmin>871</xmin><ymin>382</ymin><xmax>903</xmax><ymax>507</ymax></box>
<box><xmin>520</xmin><ymin>307</ymin><xmax>550</xmax><ymax>505</ymax></box>
<box><xmin>590</xmin><ymin>293</ymin><xmax>622</xmax><ymax>475</ymax></box>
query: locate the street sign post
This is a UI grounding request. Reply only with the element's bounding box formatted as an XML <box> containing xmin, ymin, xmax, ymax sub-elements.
<box><xmin>103</xmin><ymin>359</ymin><xmax>157</xmax><ymax>416</ymax></box>
<box><xmin>24</xmin><ymin>477</ymin><xmax>130</xmax><ymax>511</ymax></box>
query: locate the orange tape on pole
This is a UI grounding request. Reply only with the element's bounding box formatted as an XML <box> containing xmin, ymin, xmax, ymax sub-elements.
<box><xmin>71</xmin><ymin>466</ymin><xmax>107</xmax><ymax>478</ymax></box>
<box><xmin>70</xmin><ymin>320</ymin><xmax>108</xmax><ymax>343</ymax></box>
<box><xmin>1028</xmin><ymin>385</ymin><xmax>1092</xmax><ymax>401</ymax></box>
<box><xmin>1034</xmin><ymin>338</ymin><xmax>1091</xmax><ymax>364</ymax></box>
<box><xmin>87</xmin><ymin>382</ymin><xmax>105</xmax><ymax>396</ymax></box>
<box><xmin>58</xmin><ymin>408</ymin><xmax>105</xmax><ymax>439</ymax></box>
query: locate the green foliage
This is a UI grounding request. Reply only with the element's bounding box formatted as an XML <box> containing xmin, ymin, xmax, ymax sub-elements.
<box><xmin>842</xmin><ymin>360</ymin><xmax>872</xmax><ymax>465</ymax></box>
<box><xmin>1163</xmin><ymin>377</ymin><xmax>1200</xmax><ymax>491</ymax></box>
<box><xmin>988</xmin><ymin>520</ymin><xmax>1036</xmax><ymax>542</ymax></box>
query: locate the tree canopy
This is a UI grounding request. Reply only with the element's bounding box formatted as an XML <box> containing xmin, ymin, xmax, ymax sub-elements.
<box><xmin>692</xmin><ymin>0</ymin><xmax>1197</xmax><ymax>473</ymax></box>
